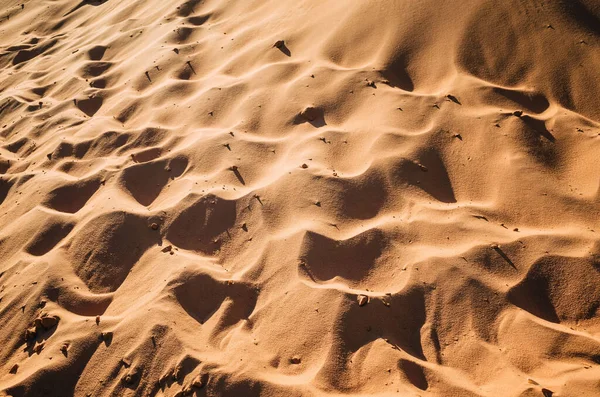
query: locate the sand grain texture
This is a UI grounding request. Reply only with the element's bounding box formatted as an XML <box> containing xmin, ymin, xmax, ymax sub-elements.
<box><xmin>1</xmin><ymin>0</ymin><xmax>600</xmax><ymax>396</ymax></box>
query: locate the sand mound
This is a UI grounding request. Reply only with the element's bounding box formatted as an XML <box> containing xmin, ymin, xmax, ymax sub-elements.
<box><xmin>1</xmin><ymin>0</ymin><xmax>600</xmax><ymax>395</ymax></box>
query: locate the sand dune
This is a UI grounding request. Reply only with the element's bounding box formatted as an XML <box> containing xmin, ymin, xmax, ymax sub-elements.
<box><xmin>1</xmin><ymin>0</ymin><xmax>600</xmax><ymax>395</ymax></box>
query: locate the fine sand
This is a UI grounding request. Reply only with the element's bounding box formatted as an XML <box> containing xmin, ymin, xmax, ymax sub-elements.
<box><xmin>1</xmin><ymin>0</ymin><xmax>600</xmax><ymax>396</ymax></box>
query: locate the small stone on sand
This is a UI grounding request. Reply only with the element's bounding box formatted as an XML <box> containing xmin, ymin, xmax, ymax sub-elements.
<box><xmin>542</xmin><ymin>389</ymin><xmax>553</xmax><ymax>397</ymax></box>
<box><xmin>39</xmin><ymin>315</ymin><xmax>59</xmax><ymax>329</ymax></box>
<box><xmin>25</xmin><ymin>327</ymin><xmax>36</xmax><ymax>341</ymax></box>
<box><xmin>300</xmin><ymin>107</ymin><xmax>321</xmax><ymax>121</ymax></box>
<box><xmin>357</xmin><ymin>295</ymin><xmax>368</xmax><ymax>306</ymax></box>
<box><xmin>101</xmin><ymin>331</ymin><xmax>113</xmax><ymax>342</ymax></box>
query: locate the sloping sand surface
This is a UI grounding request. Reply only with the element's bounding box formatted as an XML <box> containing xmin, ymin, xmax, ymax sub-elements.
<box><xmin>1</xmin><ymin>0</ymin><xmax>600</xmax><ymax>396</ymax></box>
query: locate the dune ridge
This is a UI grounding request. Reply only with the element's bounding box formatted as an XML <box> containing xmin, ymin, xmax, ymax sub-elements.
<box><xmin>1</xmin><ymin>0</ymin><xmax>600</xmax><ymax>395</ymax></box>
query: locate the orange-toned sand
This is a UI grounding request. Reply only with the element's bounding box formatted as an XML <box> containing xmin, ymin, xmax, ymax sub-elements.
<box><xmin>1</xmin><ymin>0</ymin><xmax>600</xmax><ymax>396</ymax></box>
